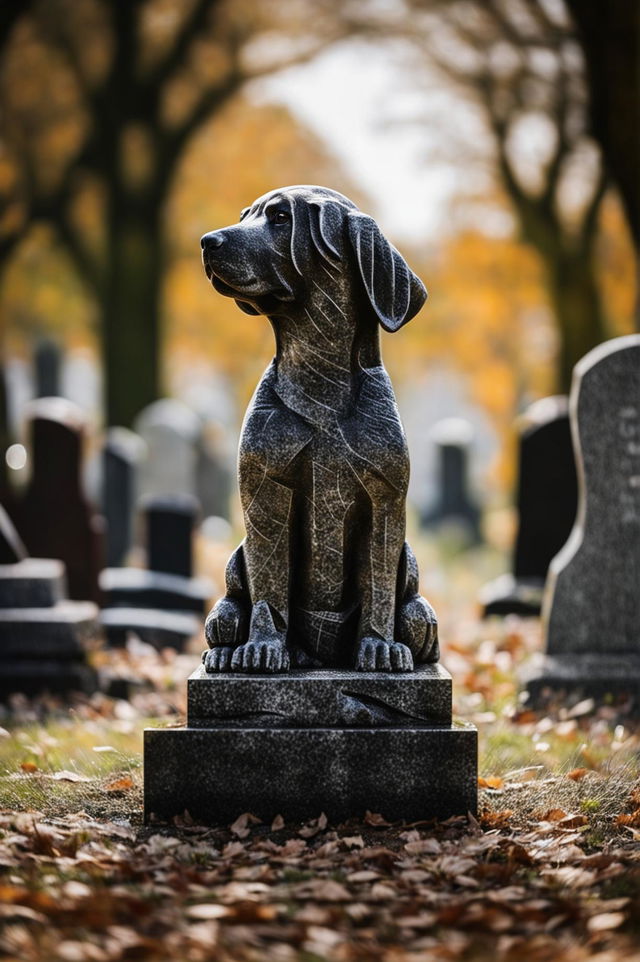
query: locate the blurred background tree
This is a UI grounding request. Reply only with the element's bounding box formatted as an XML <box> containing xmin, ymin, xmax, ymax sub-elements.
<box><xmin>0</xmin><ymin>0</ymin><xmax>346</xmax><ymax>426</ymax></box>
<box><xmin>345</xmin><ymin>0</ymin><xmax>638</xmax><ymax>392</ymax></box>
<box><xmin>0</xmin><ymin>0</ymin><xmax>636</xmax><ymax>510</ymax></box>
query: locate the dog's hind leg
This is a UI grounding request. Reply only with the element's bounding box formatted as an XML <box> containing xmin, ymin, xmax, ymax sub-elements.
<box><xmin>395</xmin><ymin>542</ymin><xmax>439</xmax><ymax>664</ymax></box>
<box><xmin>203</xmin><ymin>542</ymin><xmax>251</xmax><ymax>672</ymax></box>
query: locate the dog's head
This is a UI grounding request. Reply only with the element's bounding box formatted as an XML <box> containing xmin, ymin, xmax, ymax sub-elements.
<box><xmin>201</xmin><ymin>185</ymin><xmax>427</xmax><ymax>331</ymax></box>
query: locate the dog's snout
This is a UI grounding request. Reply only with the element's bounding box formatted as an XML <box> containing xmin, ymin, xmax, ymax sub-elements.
<box><xmin>201</xmin><ymin>231</ymin><xmax>224</xmax><ymax>251</ymax></box>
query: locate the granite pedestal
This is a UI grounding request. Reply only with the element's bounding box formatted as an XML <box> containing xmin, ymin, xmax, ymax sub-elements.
<box><xmin>144</xmin><ymin>665</ymin><xmax>477</xmax><ymax>824</ymax></box>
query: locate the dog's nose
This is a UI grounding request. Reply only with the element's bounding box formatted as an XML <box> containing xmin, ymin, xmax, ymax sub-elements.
<box><xmin>201</xmin><ymin>232</ymin><xmax>224</xmax><ymax>251</ymax></box>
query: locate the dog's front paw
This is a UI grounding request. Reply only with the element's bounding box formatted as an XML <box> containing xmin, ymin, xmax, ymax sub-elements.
<box><xmin>203</xmin><ymin>646</ymin><xmax>234</xmax><ymax>672</ymax></box>
<box><xmin>231</xmin><ymin>640</ymin><xmax>290</xmax><ymax>673</ymax></box>
<box><xmin>205</xmin><ymin>596</ymin><xmax>249</xmax><ymax>649</ymax></box>
<box><xmin>355</xmin><ymin>638</ymin><xmax>414</xmax><ymax>672</ymax></box>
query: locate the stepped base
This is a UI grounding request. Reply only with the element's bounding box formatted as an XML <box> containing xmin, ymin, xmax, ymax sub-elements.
<box><xmin>0</xmin><ymin>660</ymin><xmax>98</xmax><ymax>697</ymax></box>
<box><xmin>480</xmin><ymin>574</ymin><xmax>545</xmax><ymax>617</ymax></box>
<box><xmin>144</xmin><ymin>666</ymin><xmax>477</xmax><ymax>825</ymax></box>
<box><xmin>524</xmin><ymin>653</ymin><xmax>640</xmax><ymax>704</ymax></box>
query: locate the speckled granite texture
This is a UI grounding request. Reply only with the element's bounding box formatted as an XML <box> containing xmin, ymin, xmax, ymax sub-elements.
<box><xmin>144</xmin><ymin>720</ymin><xmax>477</xmax><ymax>824</ymax></box>
<box><xmin>187</xmin><ymin>665</ymin><xmax>452</xmax><ymax>728</ymax></box>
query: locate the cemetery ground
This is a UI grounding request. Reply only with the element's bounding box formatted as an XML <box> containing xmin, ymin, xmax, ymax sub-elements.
<box><xmin>1</xmin><ymin>540</ymin><xmax>640</xmax><ymax>962</ymax></box>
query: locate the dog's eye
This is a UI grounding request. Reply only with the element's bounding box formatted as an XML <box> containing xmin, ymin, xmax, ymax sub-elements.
<box><xmin>272</xmin><ymin>210</ymin><xmax>290</xmax><ymax>225</ymax></box>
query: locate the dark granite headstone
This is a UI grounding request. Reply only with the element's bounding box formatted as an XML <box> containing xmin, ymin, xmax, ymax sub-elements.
<box><xmin>12</xmin><ymin>398</ymin><xmax>103</xmax><ymax>603</ymax></box>
<box><xmin>102</xmin><ymin>427</ymin><xmax>145</xmax><ymax>567</ymax></box>
<box><xmin>0</xmin><ymin>503</ymin><xmax>27</xmax><ymax>564</ymax></box>
<box><xmin>421</xmin><ymin>418</ymin><xmax>482</xmax><ymax>543</ymax></box>
<box><xmin>0</xmin><ymin>509</ymin><xmax>100</xmax><ymax>698</ymax></box>
<box><xmin>525</xmin><ymin>335</ymin><xmax>640</xmax><ymax>702</ymax></box>
<box><xmin>145</xmin><ymin>494</ymin><xmax>197</xmax><ymax>579</ymax></box>
<box><xmin>480</xmin><ymin>396</ymin><xmax>578</xmax><ymax>616</ymax></box>
<box><xmin>145</xmin><ymin>185</ymin><xmax>477</xmax><ymax>824</ymax></box>
<box><xmin>34</xmin><ymin>337</ymin><xmax>62</xmax><ymax>398</ymax></box>
<box><xmin>99</xmin><ymin>493</ymin><xmax>211</xmax><ymax>649</ymax></box>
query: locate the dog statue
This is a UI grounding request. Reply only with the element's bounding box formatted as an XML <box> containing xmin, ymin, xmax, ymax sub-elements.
<box><xmin>200</xmin><ymin>185</ymin><xmax>438</xmax><ymax>673</ymax></box>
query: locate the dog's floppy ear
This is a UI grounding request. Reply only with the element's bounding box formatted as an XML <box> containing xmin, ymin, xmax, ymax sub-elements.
<box><xmin>347</xmin><ymin>212</ymin><xmax>427</xmax><ymax>331</ymax></box>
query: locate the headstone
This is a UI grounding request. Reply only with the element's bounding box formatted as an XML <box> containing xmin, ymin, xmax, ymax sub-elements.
<box><xmin>134</xmin><ymin>398</ymin><xmax>201</xmax><ymax>501</ymax></box>
<box><xmin>34</xmin><ymin>337</ymin><xmax>62</xmax><ymax>398</ymax></box>
<box><xmin>10</xmin><ymin>398</ymin><xmax>103</xmax><ymax>603</ymax></box>
<box><xmin>103</xmin><ymin>427</ymin><xmax>146</xmax><ymax>567</ymax></box>
<box><xmin>145</xmin><ymin>185</ymin><xmax>477</xmax><ymax>824</ymax></box>
<box><xmin>525</xmin><ymin>335</ymin><xmax>640</xmax><ymax>702</ymax></box>
<box><xmin>420</xmin><ymin>418</ymin><xmax>482</xmax><ymax>543</ymax></box>
<box><xmin>197</xmin><ymin>420</ymin><xmax>232</xmax><ymax>520</ymax></box>
<box><xmin>0</xmin><ymin>507</ymin><xmax>100</xmax><ymax>697</ymax></box>
<box><xmin>99</xmin><ymin>494</ymin><xmax>212</xmax><ymax>649</ymax></box>
<box><xmin>0</xmin><ymin>503</ymin><xmax>27</xmax><ymax>565</ymax></box>
<box><xmin>480</xmin><ymin>396</ymin><xmax>578</xmax><ymax>616</ymax></box>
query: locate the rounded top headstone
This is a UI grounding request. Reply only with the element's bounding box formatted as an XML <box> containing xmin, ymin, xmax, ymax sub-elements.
<box><xmin>134</xmin><ymin>399</ymin><xmax>202</xmax><ymax>441</ymax></box>
<box><xmin>429</xmin><ymin>418</ymin><xmax>474</xmax><ymax>447</ymax></box>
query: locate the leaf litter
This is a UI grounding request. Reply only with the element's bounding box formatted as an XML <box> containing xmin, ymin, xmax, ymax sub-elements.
<box><xmin>0</xmin><ymin>621</ymin><xmax>640</xmax><ymax>959</ymax></box>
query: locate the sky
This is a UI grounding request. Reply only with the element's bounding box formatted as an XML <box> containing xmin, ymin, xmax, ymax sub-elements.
<box><xmin>253</xmin><ymin>39</ymin><xmax>491</xmax><ymax>245</ymax></box>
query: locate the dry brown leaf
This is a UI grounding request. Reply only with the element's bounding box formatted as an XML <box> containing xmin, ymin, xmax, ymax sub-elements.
<box><xmin>478</xmin><ymin>775</ymin><xmax>504</xmax><ymax>790</ymax></box>
<box><xmin>539</xmin><ymin>808</ymin><xmax>567</xmax><ymax>822</ymax></box>
<box><xmin>404</xmin><ymin>838</ymin><xmax>441</xmax><ymax>856</ymax></box>
<box><xmin>20</xmin><ymin>761</ymin><xmax>38</xmax><ymax>773</ymax></box>
<box><xmin>104</xmin><ymin>775</ymin><xmax>133</xmax><ymax>793</ymax></box>
<box><xmin>566</xmin><ymin>768</ymin><xmax>590</xmax><ymax>781</ymax></box>
<box><xmin>299</xmin><ymin>812</ymin><xmax>327</xmax><ymax>838</ymax></box>
<box><xmin>479</xmin><ymin>809</ymin><xmax>513</xmax><ymax>829</ymax></box>
<box><xmin>364</xmin><ymin>811</ymin><xmax>392</xmax><ymax>827</ymax></box>
<box><xmin>615</xmin><ymin>810</ymin><xmax>640</xmax><ymax>827</ymax></box>
<box><xmin>271</xmin><ymin>814</ymin><xmax>285</xmax><ymax>831</ymax></box>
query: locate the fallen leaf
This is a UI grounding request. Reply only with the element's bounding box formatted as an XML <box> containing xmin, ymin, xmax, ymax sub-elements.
<box><xmin>364</xmin><ymin>811</ymin><xmax>392</xmax><ymax>827</ymax></box>
<box><xmin>52</xmin><ymin>771</ymin><xmax>91</xmax><ymax>783</ymax></box>
<box><xmin>587</xmin><ymin>912</ymin><xmax>626</xmax><ymax>933</ymax></box>
<box><xmin>186</xmin><ymin>904</ymin><xmax>231</xmax><ymax>920</ymax></box>
<box><xmin>480</xmin><ymin>809</ymin><xmax>513</xmax><ymax>829</ymax></box>
<box><xmin>478</xmin><ymin>776</ymin><xmax>504</xmax><ymax>790</ymax></box>
<box><xmin>20</xmin><ymin>761</ymin><xmax>38</xmax><ymax>773</ymax></box>
<box><xmin>271</xmin><ymin>814</ymin><xmax>285</xmax><ymax>831</ymax></box>
<box><xmin>104</xmin><ymin>775</ymin><xmax>133</xmax><ymax>792</ymax></box>
<box><xmin>567</xmin><ymin>768</ymin><xmax>590</xmax><ymax>781</ymax></box>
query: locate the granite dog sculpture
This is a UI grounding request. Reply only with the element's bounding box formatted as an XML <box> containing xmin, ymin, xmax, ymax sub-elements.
<box><xmin>200</xmin><ymin>185</ymin><xmax>438</xmax><ymax>673</ymax></box>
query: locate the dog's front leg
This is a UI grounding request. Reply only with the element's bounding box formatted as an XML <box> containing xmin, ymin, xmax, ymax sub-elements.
<box><xmin>231</xmin><ymin>473</ymin><xmax>293</xmax><ymax>672</ymax></box>
<box><xmin>355</xmin><ymin>477</ymin><xmax>413</xmax><ymax>672</ymax></box>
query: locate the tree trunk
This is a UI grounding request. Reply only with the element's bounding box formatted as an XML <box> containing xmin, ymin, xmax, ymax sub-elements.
<box><xmin>547</xmin><ymin>248</ymin><xmax>608</xmax><ymax>393</ymax></box>
<box><xmin>101</xmin><ymin>200</ymin><xmax>163</xmax><ymax>427</ymax></box>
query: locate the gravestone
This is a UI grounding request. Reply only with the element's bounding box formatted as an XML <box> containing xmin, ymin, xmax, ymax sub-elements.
<box><xmin>145</xmin><ymin>185</ymin><xmax>477</xmax><ymax>824</ymax></box>
<box><xmin>100</xmin><ymin>494</ymin><xmax>211</xmax><ymax>649</ymax></box>
<box><xmin>525</xmin><ymin>335</ymin><xmax>640</xmax><ymax>702</ymax></box>
<box><xmin>34</xmin><ymin>337</ymin><xmax>62</xmax><ymax>398</ymax></box>
<box><xmin>480</xmin><ymin>396</ymin><xmax>578</xmax><ymax>616</ymax></box>
<box><xmin>0</xmin><ymin>507</ymin><xmax>100</xmax><ymax>697</ymax></box>
<box><xmin>134</xmin><ymin>399</ymin><xmax>201</xmax><ymax>501</ymax></box>
<box><xmin>421</xmin><ymin>418</ymin><xmax>482</xmax><ymax>543</ymax></box>
<box><xmin>102</xmin><ymin>427</ymin><xmax>146</xmax><ymax>567</ymax></box>
<box><xmin>10</xmin><ymin>398</ymin><xmax>103</xmax><ymax>603</ymax></box>
<box><xmin>197</xmin><ymin>420</ymin><xmax>232</xmax><ymax>521</ymax></box>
